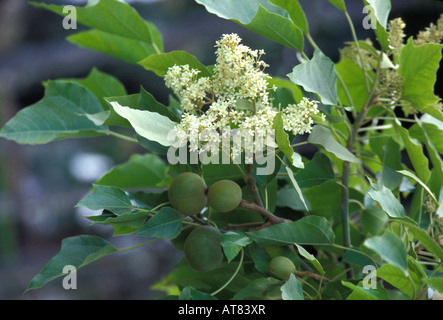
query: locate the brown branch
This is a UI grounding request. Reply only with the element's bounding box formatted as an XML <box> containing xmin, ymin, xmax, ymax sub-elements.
<box><xmin>245</xmin><ymin>164</ymin><xmax>264</xmax><ymax>207</ymax></box>
<box><xmin>295</xmin><ymin>271</ymin><xmax>330</xmax><ymax>283</ymax></box>
<box><xmin>222</xmin><ymin>221</ymin><xmax>264</xmax><ymax>231</ymax></box>
<box><xmin>239</xmin><ymin>199</ymin><xmax>290</xmax><ymax>225</ymax></box>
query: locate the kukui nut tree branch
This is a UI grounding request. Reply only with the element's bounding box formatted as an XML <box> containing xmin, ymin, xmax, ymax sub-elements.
<box><xmin>2</xmin><ymin>0</ymin><xmax>443</xmax><ymax>300</ymax></box>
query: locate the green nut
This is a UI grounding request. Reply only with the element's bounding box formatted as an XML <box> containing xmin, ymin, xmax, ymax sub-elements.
<box><xmin>170</xmin><ymin>219</ymin><xmax>197</xmax><ymax>251</ymax></box>
<box><xmin>268</xmin><ymin>256</ymin><xmax>296</xmax><ymax>281</ymax></box>
<box><xmin>207</xmin><ymin>179</ymin><xmax>242</xmax><ymax>213</ymax></box>
<box><xmin>184</xmin><ymin>226</ymin><xmax>224</xmax><ymax>272</ymax></box>
<box><xmin>168</xmin><ymin>172</ymin><xmax>207</xmax><ymax>216</ymax></box>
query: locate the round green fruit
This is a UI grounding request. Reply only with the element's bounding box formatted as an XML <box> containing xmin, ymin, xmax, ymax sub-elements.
<box><xmin>207</xmin><ymin>179</ymin><xmax>242</xmax><ymax>213</ymax></box>
<box><xmin>184</xmin><ymin>226</ymin><xmax>223</xmax><ymax>272</ymax></box>
<box><xmin>171</xmin><ymin>222</ymin><xmax>197</xmax><ymax>251</ymax></box>
<box><xmin>268</xmin><ymin>256</ymin><xmax>296</xmax><ymax>281</ymax></box>
<box><xmin>168</xmin><ymin>172</ymin><xmax>207</xmax><ymax>216</ymax></box>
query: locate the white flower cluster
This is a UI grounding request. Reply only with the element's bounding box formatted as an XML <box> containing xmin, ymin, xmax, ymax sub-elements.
<box><xmin>164</xmin><ymin>33</ymin><xmax>321</xmax><ymax>160</ymax></box>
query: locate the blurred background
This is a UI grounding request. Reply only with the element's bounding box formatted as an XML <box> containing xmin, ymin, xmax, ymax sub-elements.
<box><xmin>0</xmin><ymin>0</ymin><xmax>442</xmax><ymax>299</ymax></box>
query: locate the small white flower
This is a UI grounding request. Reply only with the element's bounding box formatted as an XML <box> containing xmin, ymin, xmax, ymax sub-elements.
<box><xmin>164</xmin><ymin>33</ymin><xmax>320</xmax><ymax>159</ymax></box>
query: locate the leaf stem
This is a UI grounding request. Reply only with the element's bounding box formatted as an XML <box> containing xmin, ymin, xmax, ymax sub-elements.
<box><xmin>245</xmin><ymin>164</ymin><xmax>264</xmax><ymax>207</ymax></box>
<box><xmin>239</xmin><ymin>199</ymin><xmax>290</xmax><ymax>225</ymax></box>
<box><xmin>339</xmin><ymin>51</ymin><xmax>383</xmax><ymax>279</ymax></box>
<box><xmin>117</xmin><ymin>238</ymin><xmax>161</xmax><ymax>252</ymax></box>
<box><xmin>344</xmin><ymin>10</ymin><xmax>370</xmax><ymax>92</ymax></box>
<box><xmin>331</xmin><ymin>243</ymin><xmax>379</xmax><ymax>269</ymax></box>
<box><xmin>210</xmin><ymin>248</ymin><xmax>244</xmax><ymax>296</ymax></box>
<box><xmin>290</xmin><ymin>141</ymin><xmax>309</xmax><ymax>148</ymax></box>
<box><xmin>107</xmin><ymin>130</ymin><xmax>139</xmax><ymax>143</ymax></box>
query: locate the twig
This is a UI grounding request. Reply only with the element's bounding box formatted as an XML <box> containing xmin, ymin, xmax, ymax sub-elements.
<box><xmin>222</xmin><ymin>222</ymin><xmax>264</xmax><ymax>231</ymax></box>
<box><xmin>245</xmin><ymin>164</ymin><xmax>264</xmax><ymax>207</ymax></box>
<box><xmin>295</xmin><ymin>270</ymin><xmax>330</xmax><ymax>283</ymax></box>
<box><xmin>239</xmin><ymin>199</ymin><xmax>290</xmax><ymax>225</ymax></box>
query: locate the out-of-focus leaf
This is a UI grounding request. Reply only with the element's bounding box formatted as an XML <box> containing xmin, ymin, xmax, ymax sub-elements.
<box><xmin>248</xmin><ymin>215</ymin><xmax>334</xmax><ymax>246</ymax></box>
<box><xmin>135</xmin><ymin>207</ymin><xmax>182</xmax><ymax>239</ymax></box>
<box><xmin>308</xmin><ymin>125</ymin><xmax>360</xmax><ymax>163</ymax></box>
<box><xmin>95</xmin><ymin>153</ymin><xmax>169</xmax><ymax>189</ymax></box>
<box><xmin>0</xmin><ymin>81</ymin><xmax>106</xmax><ymax>144</ymax></box>
<box><xmin>26</xmin><ymin>235</ymin><xmax>117</xmax><ymax>292</ymax></box>
<box><xmin>288</xmin><ymin>49</ymin><xmax>338</xmax><ymax>105</ymax></box>
<box><xmin>281</xmin><ymin>274</ymin><xmax>304</xmax><ymax>300</ymax></box>
<box><xmin>364</xmin><ymin>230</ymin><xmax>408</xmax><ymax>275</ymax></box>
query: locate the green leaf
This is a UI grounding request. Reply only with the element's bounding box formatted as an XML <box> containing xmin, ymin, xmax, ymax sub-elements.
<box><xmin>359</xmin><ymin>6</ymin><xmax>391</xmax><ymax>52</ymax></box>
<box><xmin>426</xmin><ymin>278</ymin><xmax>443</xmax><ymax>293</ymax></box>
<box><xmin>394</xmin><ymin>219</ymin><xmax>443</xmax><ymax>261</ymax></box>
<box><xmin>99</xmin><ymin>86</ymin><xmax>180</xmax><ymax>128</ymax></box>
<box><xmin>295</xmin><ymin>152</ymin><xmax>335</xmax><ymax>188</ymax></box>
<box><xmin>267</xmin><ymin>77</ymin><xmax>303</xmax><ymax>102</ymax></box>
<box><xmin>178</xmin><ymin>286</ymin><xmax>218</xmax><ymax>300</ymax></box>
<box><xmin>201</xmin><ymin>163</ymin><xmax>245</xmax><ymax>187</ymax></box>
<box><xmin>32</xmin><ymin>0</ymin><xmax>162</xmax><ymax>47</ymax></box>
<box><xmin>26</xmin><ymin>235</ymin><xmax>117</xmax><ymax>291</ymax></box>
<box><xmin>397</xmin><ymin>170</ymin><xmax>438</xmax><ymax>203</ymax></box>
<box><xmin>377</xmin><ymin>138</ymin><xmax>403</xmax><ymax>190</ymax></box>
<box><xmin>415</xmin><ymin>118</ymin><xmax>443</xmax><ymax>185</ymax></box>
<box><xmin>72</xmin><ymin>68</ymin><xmax>127</xmax><ymax>110</ymax></box>
<box><xmin>367</xmin><ymin>180</ymin><xmax>405</xmax><ymax>218</ymax></box>
<box><xmin>342</xmin><ymin>281</ymin><xmax>388</xmax><ymax>300</ymax></box>
<box><xmin>248</xmin><ymin>215</ymin><xmax>335</xmax><ymax>246</ymax></box>
<box><xmin>165</xmin><ymin>259</ymin><xmax>251</xmax><ymax>300</ymax></box>
<box><xmin>294</xmin><ymin>243</ymin><xmax>324</xmax><ymax>275</ymax></box>
<box><xmin>373</xmin><ymin>21</ymin><xmax>391</xmax><ymax>52</ymax></box>
<box><xmin>288</xmin><ymin>49</ymin><xmax>338</xmax><ymax>105</ymax></box>
<box><xmin>281</xmin><ymin>274</ymin><xmax>304</xmax><ymax>300</ymax></box>
<box><xmin>364</xmin><ymin>0</ymin><xmax>391</xmax><ymax>29</ymax></box>
<box><xmin>364</xmin><ymin>230</ymin><xmax>408</xmax><ymax>275</ymax></box>
<box><xmin>139</xmin><ymin>50</ymin><xmax>212</xmax><ymax>77</ymax></box>
<box><xmin>0</xmin><ymin>81</ymin><xmax>106</xmax><ymax>144</ymax></box>
<box><xmin>276</xmin><ymin>185</ymin><xmax>310</xmax><ymax>211</ymax></box>
<box><xmin>99</xmin><ymin>94</ymin><xmax>140</xmax><ymax>127</ymax></box>
<box><xmin>95</xmin><ymin>153</ymin><xmax>168</xmax><ymax>190</ymax></box>
<box><xmin>409</xmin><ymin>115</ymin><xmax>443</xmax><ymax>156</ymax></box>
<box><xmin>270</xmin><ymin>0</ymin><xmax>308</xmax><ymax>34</ymax></box>
<box><xmin>342</xmin><ymin>247</ymin><xmax>375</xmax><ymax>269</ymax></box>
<box><xmin>398</xmin><ymin>39</ymin><xmax>443</xmax><ymax>121</ymax></box>
<box><xmin>328</xmin><ymin>0</ymin><xmax>346</xmax><ymax>12</ymax></box>
<box><xmin>308</xmin><ymin>125</ymin><xmax>360</xmax><ymax>163</ymax></box>
<box><xmin>220</xmin><ymin>231</ymin><xmax>252</xmax><ymax>263</ymax></box>
<box><xmin>135</xmin><ymin>207</ymin><xmax>182</xmax><ymax>239</ymax></box>
<box><xmin>394</xmin><ymin>121</ymin><xmax>431</xmax><ymax>184</ymax></box>
<box><xmin>195</xmin><ymin>0</ymin><xmax>304</xmax><ymax>51</ymax></box>
<box><xmin>303</xmin><ymin>181</ymin><xmax>342</xmax><ymax>217</ymax></box>
<box><xmin>68</xmin><ymin>29</ymin><xmax>157</xmax><ymax>64</ymax></box>
<box><xmin>284</xmin><ymin>163</ymin><xmax>309</xmax><ymax>211</ymax></box>
<box><xmin>87</xmin><ymin>211</ymin><xmax>148</xmax><ymax>236</ymax></box>
<box><xmin>138</xmin><ymin>87</ymin><xmax>180</xmax><ymax>122</ymax></box>
<box><xmin>361</xmin><ymin>208</ymin><xmax>389</xmax><ymax>236</ymax></box>
<box><xmin>108</xmin><ymin>100</ymin><xmax>177</xmax><ymax>147</ymax></box>
<box><xmin>128</xmin><ymin>190</ymin><xmax>169</xmax><ymax>210</ymax></box>
<box><xmin>232</xmin><ymin>277</ymin><xmax>282</xmax><ymax>300</ymax></box>
<box><xmin>273</xmin><ymin>112</ymin><xmax>304</xmax><ymax>169</ymax></box>
<box><xmin>76</xmin><ymin>184</ymin><xmax>133</xmax><ymax>215</ymax></box>
<box><xmin>239</xmin><ymin>5</ymin><xmax>305</xmax><ymax>51</ymax></box>
<box><xmin>335</xmin><ymin>58</ymin><xmax>371</xmax><ymax>111</ymax></box>
<box><xmin>376</xmin><ymin>263</ymin><xmax>416</xmax><ymax>298</ymax></box>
